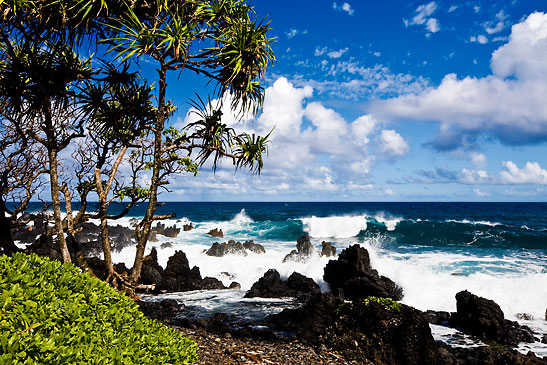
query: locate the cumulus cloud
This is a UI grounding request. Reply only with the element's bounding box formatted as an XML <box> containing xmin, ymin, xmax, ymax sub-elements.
<box><xmin>333</xmin><ymin>2</ymin><xmax>354</xmax><ymax>16</ymax></box>
<box><xmin>470</xmin><ymin>152</ymin><xmax>487</xmax><ymax>168</ymax></box>
<box><xmin>171</xmin><ymin>78</ymin><xmax>404</xmax><ymax>200</ymax></box>
<box><xmin>500</xmin><ymin>161</ymin><xmax>547</xmax><ymax>184</ymax></box>
<box><xmin>371</xmin><ymin>12</ymin><xmax>547</xmax><ymax>150</ymax></box>
<box><xmin>404</xmin><ymin>2</ymin><xmax>440</xmax><ymax>34</ymax></box>
<box><xmin>379</xmin><ymin>130</ymin><xmax>409</xmax><ymax>156</ymax></box>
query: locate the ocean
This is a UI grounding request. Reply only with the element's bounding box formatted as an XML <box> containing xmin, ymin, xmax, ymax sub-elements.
<box><xmin>29</xmin><ymin>202</ymin><xmax>547</xmax><ymax>355</ymax></box>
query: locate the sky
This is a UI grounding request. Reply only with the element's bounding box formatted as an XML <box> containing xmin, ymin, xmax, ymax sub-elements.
<box><xmin>144</xmin><ymin>0</ymin><xmax>547</xmax><ymax>202</ymax></box>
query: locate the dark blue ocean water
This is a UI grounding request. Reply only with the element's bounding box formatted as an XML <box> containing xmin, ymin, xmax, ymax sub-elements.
<box><xmin>84</xmin><ymin>201</ymin><xmax>547</xmax><ymax>249</ymax></box>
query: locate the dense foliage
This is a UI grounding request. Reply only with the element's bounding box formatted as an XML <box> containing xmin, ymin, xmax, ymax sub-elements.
<box><xmin>0</xmin><ymin>252</ymin><xmax>198</xmax><ymax>364</ymax></box>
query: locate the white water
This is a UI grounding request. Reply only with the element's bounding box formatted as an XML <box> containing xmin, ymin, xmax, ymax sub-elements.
<box><xmin>103</xmin><ymin>213</ymin><xmax>547</xmax><ymax>357</ymax></box>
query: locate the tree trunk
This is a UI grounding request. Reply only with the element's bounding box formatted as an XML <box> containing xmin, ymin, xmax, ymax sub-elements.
<box><xmin>48</xmin><ymin>147</ymin><xmax>71</xmax><ymax>263</ymax></box>
<box><xmin>0</xmin><ymin>198</ymin><xmax>20</xmax><ymax>254</ymax></box>
<box><xmin>61</xmin><ymin>184</ymin><xmax>91</xmax><ymax>274</ymax></box>
<box><xmin>130</xmin><ymin>65</ymin><xmax>167</xmax><ymax>286</ymax></box>
<box><xmin>94</xmin><ymin>167</ymin><xmax>115</xmax><ymax>280</ymax></box>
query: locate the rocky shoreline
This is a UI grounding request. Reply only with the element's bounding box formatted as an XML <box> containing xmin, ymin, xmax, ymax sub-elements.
<box><xmin>13</xmin><ymin>220</ymin><xmax>547</xmax><ymax>364</ymax></box>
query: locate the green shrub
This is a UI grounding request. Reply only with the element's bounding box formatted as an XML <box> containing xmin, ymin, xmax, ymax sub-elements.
<box><xmin>0</xmin><ymin>252</ymin><xmax>198</xmax><ymax>364</ymax></box>
<box><xmin>364</xmin><ymin>296</ymin><xmax>402</xmax><ymax>312</ymax></box>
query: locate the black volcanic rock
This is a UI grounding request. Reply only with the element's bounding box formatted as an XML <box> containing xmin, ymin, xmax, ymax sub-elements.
<box><xmin>266</xmin><ymin>293</ymin><xmax>440</xmax><ymax>365</ymax></box>
<box><xmin>158</xmin><ymin>250</ymin><xmax>203</xmax><ymax>292</ymax></box>
<box><xmin>154</xmin><ymin>222</ymin><xmax>180</xmax><ymax>238</ymax></box>
<box><xmin>449</xmin><ymin>290</ymin><xmax>535</xmax><ymax>346</ymax></box>
<box><xmin>207</xmin><ymin>228</ymin><xmax>223</xmax><ymax>238</ymax></box>
<box><xmin>245</xmin><ymin>269</ymin><xmax>320</xmax><ymax>301</ymax></box>
<box><xmin>140</xmin><ymin>247</ymin><xmax>164</xmax><ymax>286</ymax></box>
<box><xmin>323</xmin><ymin>244</ymin><xmax>403</xmax><ymax>301</ymax></box>
<box><xmin>205</xmin><ymin>239</ymin><xmax>265</xmax><ymax>257</ymax></box>
<box><xmin>320</xmin><ymin>241</ymin><xmax>337</xmax><ymax>257</ymax></box>
<box><xmin>283</xmin><ymin>234</ymin><xmax>315</xmax><ymax>262</ymax></box>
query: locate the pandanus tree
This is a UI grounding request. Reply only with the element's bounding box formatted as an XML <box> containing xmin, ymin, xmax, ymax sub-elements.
<box><xmin>102</xmin><ymin>0</ymin><xmax>275</xmax><ymax>286</ymax></box>
<box><xmin>79</xmin><ymin>62</ymin><xmax>156</xmax><ymax>285</ymax></box>
<box><xmin>0</xmin><ymin>22</ymin><xmax>93</xmax><ymax>262</ymax></box>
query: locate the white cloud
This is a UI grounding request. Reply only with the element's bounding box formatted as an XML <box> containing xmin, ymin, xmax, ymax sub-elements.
<box><xmin>314</xmin><ymin>46</ymin><xmax>328</xmax><ymax>56</ymax></box>
<box><xmin>333</xmin><ymin>2</ymin><xmax>354</xmax><ymax>16</ymax></box>
<box><xmin>448</xmin><ymin>5</ymin><xmax>459</xmax><ymax>13</ymax></box>
<box><xmin>405</xmin><ymin>2</ymin><xmax>440</xmax><ymax>35</ymax></box>
<box><xmin>500</xmin><ymin>161</ymin><xmax>547</xmax><ymax>184</ymax></box>
<box><xmin>470</xmin><ymin>34</ymin><xmax>488</xmax><ymax>44</ymax></box>
<box><xmin>327</xmin><ymin>47</ymin><xmax>349</xmax><ymax>59</ymax></box>
<box><xmin>470</xmin><ymin>152</ymin><xmax>487</xmax><ymax>168</ymax></box>
<box><xmin>485</xmin><ymin>10</ymin><xmax>508</xmax><ymax>34</ymax></box>
<box><xmin>379</xmin><ymin>129</ymin><xmax>409</xmax><ymax>156</ymax></box>
<box><xmin>427</xmin><ymin>18</ymin><xmax>440</xmax><ymax>33</ymax></box>
<box><xmin>371</xmin><ymin>12</ymin><xmax>547</xmax><ymax>150</ymax></box>
<box><xmin>459</xmin><ymin>169</ymin><xmax>490</xmax><ymax>184</ymax></box>
<box><xmin>173</xmin><ymin>78</ymin><xmax>406</xmax><ymax>199</ymax></box>
<box><xmin>293</xmin><ymin>62</ymin><xmax>429</xmax><ymax>100</ymax></box>
<box><xmin>473</xmin><ymin>188</ymin><xmax>490</xmax><ymax>197</ymax></box>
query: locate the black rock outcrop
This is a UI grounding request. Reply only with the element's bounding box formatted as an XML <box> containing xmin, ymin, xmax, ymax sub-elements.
<box><xmin>206</xmin><ymin>239</ymin><xmax>265</xmax><ymax>257</ymax></box>
<box><xmin>245</xmin><ymin>269</ymin><xmax>320</xmax><ymax>302</ymax></box>
<box><xmin>449</xmin><ymin>290</ymin><xmax>535</xmax><ymax>346</ymax></box>
<box><xmin>320</xmin><ymin>241</ymin><xmax>337</xmax><ymax>257</ymax></box>
<box><xmin>323</xmin><ymin>244</ymin><xmax>403</xmax><ymax>301</ymax></box>
<box><xmin>283</xmin><ymin>234</ymin><xmax>315</xmax><ymax>262</ymax></box>
<box><xmin>207</xmin><ymin>228</ymin><xmax>224</xmax><ymax>238</ymax></box>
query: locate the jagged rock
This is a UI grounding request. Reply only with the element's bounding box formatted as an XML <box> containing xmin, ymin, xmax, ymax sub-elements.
<box><xmin>266</xmin><ymin>293</ymin><xmax>440</xmax><ymax>365</ymax></box>
<box><xmin>449</xmin><ymin>290</ymin><xmax>535</xmax><ymax>346</ymax></box>
<box><xmin>205</xmin><ymin>239</ymin><xmax>265</xmax><ymax>257</ymax></box>
<box><xmin>154</xmin><ymin>222</ymin><xmax>180</xmax><ymax>238</ymax></box>
<box><xmin>129</xmin><ymin>218</ymin><xmax>139</xmax><ymax>227</ymax></box>
<box><xmin>160</xmin><ymin>242</ymin><xmax>173</xmax><ymax>249</ymax></box>
<box><xmin>207</xmin><ymin>228</ymin><xmax>223</xmax><ymax>238</ymax></box>
<box><xmin>140</xmin><ymin>247</ymin><xmax>164</xmax><ymax>286</ymax></box>
<box><xmin>323</xmin><ymin>244</ymin><xmax>403</xmax><ymax>301</ymax></box>
<box><xmin>158</xmin><ymin>250</ymin><xmax>203</xmax><ymax>292</ymax></box>
<box><xmin>245</xmin><ymin>269</ymin><xmax>320</xmax><ymax>302</ymax></box>
<box><xmin>516</xmin><ymin>313</ymin><xmax>534</xmax><ymax>321</ymax></box>
<box><xmin>243</xmin><ymin>240</ymin><xmax>266</xmax><ymax>254</ymax></box>
<box><xmin>320</xmin><ymin>241</ymin><xmax>336</xmax><ymax>257</ymax></box>
<box><xmin>447</xmin><ymin>345</ymin><xmax>547</xmax><ymax>365</ymax></box>
<box><xmin>542</xmin><ymin>334</ymin><xmax>547</xmax><ymax>344</ymax></box>
<box><xmin>283</xmin><ymin>234</ymin><xmax>315</xmax><ymax>262</ymax></box>
<box><xmin>183</xmin><ymin>223</ymin><xmax>194</xmax><ymax>231</ymax></box>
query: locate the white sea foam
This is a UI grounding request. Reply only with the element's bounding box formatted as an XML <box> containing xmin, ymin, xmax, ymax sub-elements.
<box><xmin>232</xmin><ymin>209</ymin><xmax>254</xmax><ymax>224</ymax></box>
<box><xmin>300</xmin><ymin>215</ymin><xmax>367</xmax><ymax>238</ymax></box>
<box><xmin>373</xmin><ymin>212</ymin><xmax>402</xmax><ymax>231</ymax></box>
<box><xmin>446</xmin><ymin>219</ymin><xmax>502</xmax><ymax>227</ymax></box>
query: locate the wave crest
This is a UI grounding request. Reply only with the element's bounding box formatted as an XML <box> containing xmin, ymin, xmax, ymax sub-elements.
<box><xmin>300</xmin><ymin>215</ymin><xmax>367</xmax><ymax>238</ymax></box>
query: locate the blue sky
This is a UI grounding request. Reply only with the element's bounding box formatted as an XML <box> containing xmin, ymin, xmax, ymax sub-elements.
<box><xmin>150</xmin><ymin>0</ymin><xmax>547</xmax><ymax>202</ymax></box>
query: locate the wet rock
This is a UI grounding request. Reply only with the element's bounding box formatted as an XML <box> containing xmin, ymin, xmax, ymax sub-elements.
<box><xmin>320</xmin><ymin>241</ymin><xmax>336</xmax><ymax>257</ymax></box>
<box><xmin>200</xmin><ymin>277</ymin><xmax>227</xmax><ymax>290</ymax></box>
<box><xmin>160</xmin><ymin>242</ymin><xmax>173</xmax><ymax>249</ymax></box>
<box><xmin>449</xmin><ymin>290</ymin><xmax>535</xmax><ymax>346</ymax></box>
<box><xmin>229</xmin><ymin>282</ymin><xmax>241</xmax><ymax>290</ymax></box>
<box><xmin>148</xmin><ymin>231</ymin><xmax>158</xmax><ymax>242</ymax></box>
<box><xmin>516</xmin><ymin>313</ymin><xmax>534</xmax><ymax>321</ymax></box>
<box><xmin>424</xmin><ymin>310</ymin><xmax>451</xmax><ymax>325</ymax></box>
<box><xmin>183</xmin><ymin>223</ymin><xmax>194</xmax><ymax>231</ymax></box>
<box><xmin>323</xmin><ymin>244</ymin><xmax>403</xmax><ymax>301</ymax></box>
<box><xmin>542</xmin><ymin>334</ymin><xmax>547</xmax><ymax>344</ymax></box>
<box><xmin>245</xmin><ymin>269</ymin><xmax>320</xmax><ymax>302</ymax></box>
<box><xmin>283</xmin><ymin>234</ymin><xmax>314</xmax><ymax>262</ymax></box>
<box><xmin>207</xmin><ymin>228</ymin><xmax>224</xmax><ymax>238</ymax></box>
<box><xmin>154</xmin><ymin>222</ymin><xmax>180</xmax><ymax>238</ymax></box>
<box><xmin>206</xmin><ymin>240</ymin><xmax>265</xmax><ymax>257</ymax></box>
